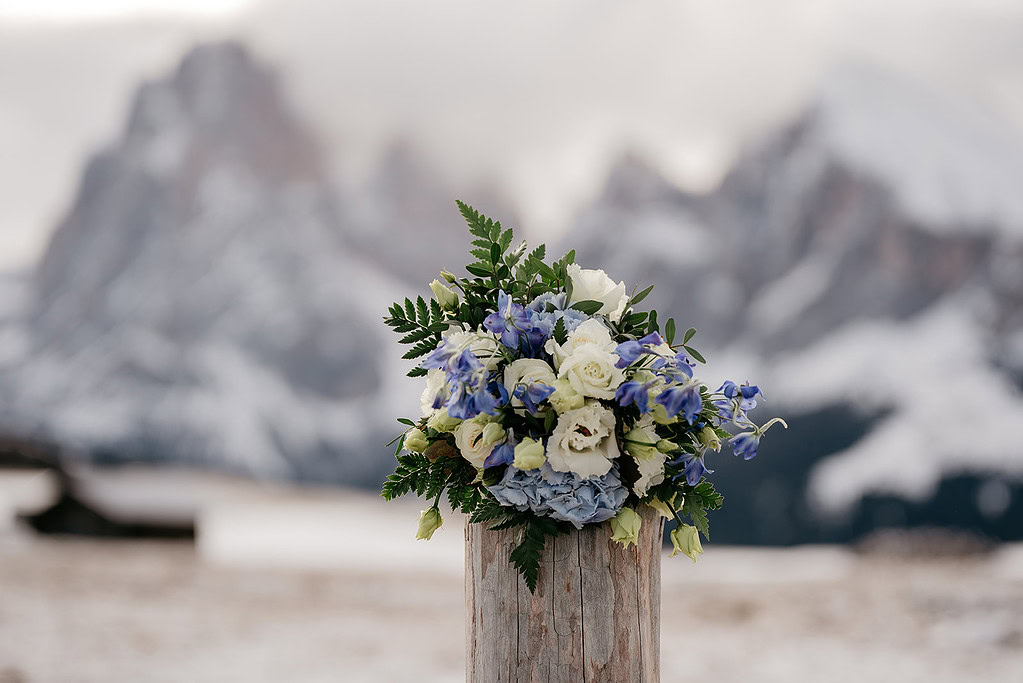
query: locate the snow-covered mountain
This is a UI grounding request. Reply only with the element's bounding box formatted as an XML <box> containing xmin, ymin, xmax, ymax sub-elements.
<box><xmin>343</xmin><ymin>140</ymin><xmax>519</xmax><ymax>286</ymax></box>
<box><xmin>0</xmin><ymin>43</ymin><xmax>411</xmax><ymax>486</ymax></box>
<box><xmin>566</xmin><ymin>64</ymin><xmax>1023</xmax><ymax>542</ymax></box>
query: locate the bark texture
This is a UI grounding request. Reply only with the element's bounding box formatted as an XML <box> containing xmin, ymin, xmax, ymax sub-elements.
<box><xmin>465</xmin><ymin>505</ymin><xmax>664</xmax><ymax>682</ymax></box>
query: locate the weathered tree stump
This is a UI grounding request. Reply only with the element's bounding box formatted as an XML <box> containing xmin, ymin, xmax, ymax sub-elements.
<box><xmin>465</xmin><ymin>505</ymin><xmax>664</xmax><ymax>682</ymax></box>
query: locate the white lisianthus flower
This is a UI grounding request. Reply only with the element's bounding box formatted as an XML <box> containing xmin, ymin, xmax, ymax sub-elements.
<box><xmin>453</xmin><ymin>418</ymin><xmax>493</xmax><ymax>468</ymax></box>
<box><xmin>544</xmin><ymin>318</ymin><xmax>615</xmax><ymax>369</ymax></box>
<box><xmin>626</xmin><ymin>417</ymin><xmax>666</xmax><ymax>497</ymax></box>
<box><xmin>623</xmin><ymin>417</ymin><xmax>660</xmax><ymax>461</ymax></box>
<box><xmin>558</xmin><ymin>343</ymin><xmax>626</xmax><ymax>400</ymax></box>
<box><xmin>632</xmin><ymin>450</ymin><xmax>667</xmax><ymax>497</ymax></box>
<box><xmin>420</xmin><ymin>369</ymin><xmax>447</xmax><ymax>417</ymax></box>
<box><xmin>442</xmin><ymin>327</ymin><xmax>503</xmax><ymax>371</ymax></box>
<box><xmin>567</xmin><ymin>263</ymin><xmax>628</xmax><ymax>323</ymax></box>
<box><xmin>547</xmin><ymin>401</ymin><xmax>620</xmax><ymax>478</ymax></box>
<box><xmin>503</xmin><ymin>358</ymin><xmax>557</xmax><ymax>408</ymax></box>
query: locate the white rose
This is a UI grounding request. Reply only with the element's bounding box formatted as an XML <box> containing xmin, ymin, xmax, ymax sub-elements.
<box><xmin>547</xmin><ymin>401</ymin><xmax>620</xmax><ymax>478</ymax></box>
<box><xmin>567</xmin><ymin>263</ymin><xmax>629</xmax><ymax>323</ymax></box>
<box><xmin>544</xmin><ymin>318</ymin><xmax>616</xmax><ymax>369</ymax></box>
<box><xmin>557</xmin><ymin>343</ymin><xmax>626</xmax><ymax>400</ymax></box>
<box><xmin>420</xmin><ymin>369</ymin><xmax>447</xmax><ymax>417</ymax></box>
<box><xmin>503</xmin><ymin>358</ymin><xmax>557</xmax><ymax>408</ymax></box>
<box><xmin>453</xmin><ymin>418</ymin><xmax>493</xmax><ymax>468</ymax></box>
<box><xmin>443</xmin><ymin>327</ymin><xmax>502</xmax><ymax>371</ymax></box>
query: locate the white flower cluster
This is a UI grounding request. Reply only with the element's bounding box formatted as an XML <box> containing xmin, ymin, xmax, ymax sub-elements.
<box><xmin>414</xmin><ymin>266</ymin><xmax>674</xmax><ymax>501</ymax></box>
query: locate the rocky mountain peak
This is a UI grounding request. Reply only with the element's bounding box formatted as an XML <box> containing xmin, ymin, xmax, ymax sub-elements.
<box><xmin>2</xmin><ymin>43</ymin><xmax>394</xmax><ymax>484</ymax></box>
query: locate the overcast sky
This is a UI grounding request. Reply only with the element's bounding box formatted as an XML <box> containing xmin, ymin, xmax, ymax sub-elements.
<box><xmin>2</xmin><ymin>0</ymin><xmax>1022</xmax><ymax>271</ymax></box>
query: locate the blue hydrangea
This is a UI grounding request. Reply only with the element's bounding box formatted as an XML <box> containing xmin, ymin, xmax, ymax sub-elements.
<box><xmin>487</xmin><ymin>462</ymin><xmax>628</xmax><ymax>529</ymax></box>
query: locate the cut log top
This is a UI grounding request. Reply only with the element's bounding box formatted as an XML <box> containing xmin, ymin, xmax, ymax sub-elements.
<box><xmin>466</xmin><ymin>505</ymin><xmax>664</xmax><ymax>682</ymax></box>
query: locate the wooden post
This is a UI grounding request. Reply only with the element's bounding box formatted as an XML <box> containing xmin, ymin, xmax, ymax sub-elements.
<box><xmin>465</xmin><ymin>505</ymin><xmax>664</xmax><ymax>682</ymax></box>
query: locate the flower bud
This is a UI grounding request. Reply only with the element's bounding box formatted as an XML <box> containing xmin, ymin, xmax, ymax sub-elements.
<box><xmin>610</xmin><ymin>507</ymin><xmax>642</xmax><ymax>548</ymax></box>
<box><xmin>651</xmin><ymin>403</ymin><xmax>677</xmax><ymax>425</ymax></box>
<box><xmin>429</xmin><ymin>279</ymin><xmax>459</xmax><ymax>310</ymax></box>
<box><xmin>440</xmin><ymin>269</ymin><xmax>458</xmax><ymax>284</ymax></box>
<box><xmin>416</xmin><ymin>507</ymin><xmax>443</xmax><ymax>540</ymax></box>
<box><xmin>624</xmin><ymin>427</ymin><xmax>659</xmax><ymax>461</ymax></box>
<box><xmin>645</xmin><ymin>496</ymin><xmax>675</xmax><ymax>519</ymax></box>
<box><xmin>670</xmin><ymin>523</ymin><xmax>703</xmax><ymax>562</ymax></box>
<box><xmin>427</xmin><ymin>408</ymin><xmax>462</xmax><ymax>434</ymax></box>
<box><xmin>549</xmin><ymin>378</ymin><xmax>585</xmax><ymax>414</ymax></box>
<box><xmin>481</xmin><ymin>422</ymin><xmax>505</xmax><ymax>446</ymax></box>
<box><xmin>699</xmin><ymin>426</ymin><xmax>722</xmax><ymax>452</ymax></box>
<box><xmin>656</xmin><ymin>438</ymin><xmax>679</xmax><ymax>453</ymax></box>
<box><xmin>404</xmin><ymin>428</ymin><xmax>429</xmax><ymax>453</ymax></box>
<box><xmin>512</xmin><ymin>437</ymin><xmax>546</xmax><ymax>470</ymax></box>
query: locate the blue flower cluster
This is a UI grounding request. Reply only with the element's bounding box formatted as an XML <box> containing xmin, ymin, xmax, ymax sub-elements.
<box><xmin>422</xmin><ymin>290</ymin><xmax>584</xmax><ymax>420</ymax></box>
<box><xmin>484</xmin><ymin>291</ymin><xmax>586</xmax><ymax>358</ymax></box>
<box><xmin>614</xmin><ymin>331</ymin><xmax>701</xmax><ymax>423</ymax></box>
<box><xmin>421</xmin><ymin>341</ymin><xmax>508</xmax><ymax>420</ymax></box>
<box><xmin>488</xmin><ymin>462</ymin><xmax>628</xmax><ymax>529</ymax></box>
<box><xmin>666</xmin><ymin>379</ymin><xmax>767</xmax><ymax>484</ymax></box>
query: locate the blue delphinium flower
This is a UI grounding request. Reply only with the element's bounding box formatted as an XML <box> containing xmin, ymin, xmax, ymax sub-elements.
<box><xmin>670</xmin><ymin>451</ymin><xmax>715</xmax><ymax>486</ymax></box>
<box><xmin>714</xmin><ymin>381</ymin><xmax>763</xmax><ymax>426</ymax></box>
<box><xmin>659</xmin><ymin>352</ymin><xmax>694</xmax><ymax>381</ymax></box>
<box><xmin>488</xmin><ymin>463</ymin><xmax>628</xmax><ymax>529</ymax></box>
<box><xmin>513</xmin><ymin>381</ymin><xmax>555</xmax><ymax>415</ymax></box>
<box><xmin>638</xmin><ymin>331</ymin><xmax>663</xmax><ymax>346</ymax></box>
<box><xmin>719</xmin><ymin>380</ymin><xmax>762</xmax><ymax>409</ymax></box>
<box><xmin>615</xmin><ymin>379</ymin><xmax>655</xmax><ymax>414</ymax></box>
<box><xmin>614</xmin><ymin>332</ymin><xmax>665</xmax><ymax>369</ymax></box>
<box><xmin>729</xmin><ymin>431</ymin><xmax>760</xmax><ymax>461</ymax></box>
<box><xmin>484</xmin><ymin>290</ymin><xmax>533</xmax><ymax>349</ymax></box>
<box><xmin>655</xmin><ymin>382</ymin><xmax>703</xmax><ymax>424</ymax></box>
<box><xmin>614</xmin><ymin>340</ymin><xmax>646</xmax><ymax>368</ymax></box>
<box><xmin>729</xmin><ymin>418</ymin><xmax>787</xmax><ymax>461</ymax></box>
<box><xmin>422</xmin><ymin>341</ymin><xmax>506</xmax><ymax>420</ymax></box>
<box><xmin>484</xmin><ymin>440</ymin><xmax>515</xmax><ymax>468</ymax></box>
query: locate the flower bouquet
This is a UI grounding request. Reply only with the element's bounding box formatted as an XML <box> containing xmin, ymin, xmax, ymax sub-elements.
<box><xmin>382</xmin><ymin>202</ymin><xmax>785</xmax><ymax>591</ymax></box>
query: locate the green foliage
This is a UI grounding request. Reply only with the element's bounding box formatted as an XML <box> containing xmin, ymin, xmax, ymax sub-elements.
<box><xmin>569</xmin><ymin>299</ymin><xmax>604</xmax><ymax>315</ymax></box>
<box><xmin>380</xmin><ymin>453</ymin><xmax>433</xmax><ymax>501</ymax></box>
<box><xmin>509</xmin><ymin>515</ymin><xmax>570</xmax><ymax>592</ymax></box>
<box><xmin>682</xmin><ymin>493</ymin><xmax>710</xmax><ymax>539</ymax></box>
<box><xmin>630</xmin><ymin>284</ymin><xmax>654</xmax><ymax>307</ymax></box>
<box><xmin>665</xmin><ymin>317</ymin><xmax>676</xmax><ymax>344</ymax></box>
<box><xmin>384</xmin><ymin>295</ymin><xmax>449</xmax><ymax>376</ymax></box>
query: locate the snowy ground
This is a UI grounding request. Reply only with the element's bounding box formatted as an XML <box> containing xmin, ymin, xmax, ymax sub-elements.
<box><xmin>1</xmin><ymin>527</ymin><xmax>1022</xmax><ymax>683</ymax></box>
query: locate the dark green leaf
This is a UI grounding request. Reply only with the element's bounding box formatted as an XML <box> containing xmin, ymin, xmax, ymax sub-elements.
<box><xmin>553</xmin><ymin>317</ymin><xmax>568</xmax><ymax>345</ymax></box>
<box><xmin>630</xmin><ymin>284</ymin><xmax>654</xmax><ymax>307</ymax></box>
<box><xmin>570</xmin><ymin>299</ymin><xmax>604</xmax><ymax>315</ymax></box>
<box><xmin>416</xmin><ymin>296</ymin><xmax>429</xmax><ymax>324</ymax></box>
<box><xmin>499</xmin><ymin>228</ymin><xmax>514</xmax><ymax>253</ymax></box>
<box><xmin>683</xmin><ymin>345</ymin><xmax>706</xmax><ymax>363</ymax></box>
<box><xmin>683</xmin><ymin>327</ymin><xmax>697</xmax><ymax>344</ymax></box>
<box><xmin>665</xmin><ymin>318</ymin><xmax>676</xmax><ymax>345</ymax></box>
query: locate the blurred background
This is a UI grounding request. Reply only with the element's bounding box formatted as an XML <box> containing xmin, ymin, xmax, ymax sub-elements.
<box><xmin>1</xmin><ymin>1</ymin><xmax>1022</xmax><ymax>681</ymax></box>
